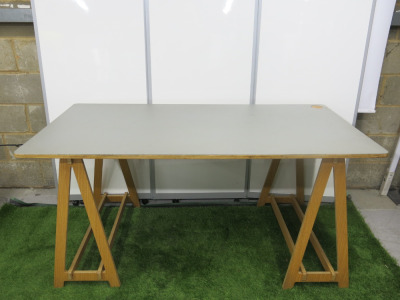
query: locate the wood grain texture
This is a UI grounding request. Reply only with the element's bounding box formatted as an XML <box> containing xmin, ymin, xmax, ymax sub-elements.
<box><xmin>296</xmin><ymin>159</ymin><xmax>305</xmax><ymax>205</ymax></box>
<box><xmin>93</xmin><ymin>159</ymin><xmax>103</xmax><ymax>205</ymax></box>
<box><xmin>282</xmin><ymin>159</ymin><xmax>333</xmax><ymax>289</ymax></box>
<box><xmin>68</xmin><ymin>193</ymin><xmax>107</xmax><ymax>280</ymax></box>
<box><xmin>270</xmin><ymin>196</ymin><xmax>307</xmax><ymax>276</ymax></box>
<box><xmin>54</xmin><ymin>159</ymin><xmax>72</xmax><ymax>288</ymax></box>
<box><xmin>98</xmin><ymin>193</ymin><xmax>128</xmax><ymax>276</ymax></box>
<box><xmin>257</xmin><ymin>159</ymin><xmax>280</xmax><ymax>207</ymax></box>
<box><xmin>119</xmin><ymin>159</ymin><xmax>141</xmax><ymax>207</ymax></box>
<box><xmin>72</xmin><ymin>159</ymin><xmax>120</xmax><ymax>287</ymax></box>
<box><xmin>333</xmin><ymin>158</ymin><xmax>349</xmax><ymax>288</ymax></box>
<box><xmin>290</xmin><ymin>197</ymin><xmax>335</xmax><ymax>276</ymax></box>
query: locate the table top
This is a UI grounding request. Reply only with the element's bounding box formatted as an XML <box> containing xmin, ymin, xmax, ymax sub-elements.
<box><xmin>15</xmin><ymin>104</ymin><xmax>387</xmax><ymax>159</ymax></box>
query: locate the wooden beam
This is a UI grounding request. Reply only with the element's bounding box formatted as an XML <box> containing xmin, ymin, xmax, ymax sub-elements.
<box><xmin>273</xmin><ymin>195</ymin><xmax>297</xmax><ymax>204</ymax></box>
<box><xmin>65</xmin><ymin>270</ymin><xmax>107</xmax><ymax>281</ymax></box>
<box><xmin>68</xmin><ymin>193</ymin><xmax>108</xmax><ymax>279</ymax></box>
<box><xmin>296</xmin><ymin>159</ymin><xmax>305</xmax><ymax>205</ymax></box>
<box><xmin>54</xmin><ymin>159</ymin><xmax>72</xmax><ymax>288</ymax></box>
<box><xmin>296</xmin><ymin>271</ymin><xmax>338</xmax><ymax>282</ymax></box>
<box><xmin>93</xmin><ymin>159</ymin><xmax>103</xmax><ymax>205</ymax></box>
<box><xmin>291</xmin><ymin>197</ymin><xmax>335</xmax><ymax>277</ymax></box>
<box><xmin>333</xmin><ymin>158</ymin><xmax>349</xmax><ymax>288</ymax></box>
<box><xmin>270</xmin><ymin>197</ymin><xmax>307</xmax><ymax>277</ymax></box>
<box><xmin>119</xmin><ymin>159</ymin><xmax>141</xmax><ymax>207</ymax></box>
<box><xmin>72</xmin><ymin>159</ymin><xmax>121</xmax><ymax>287</ymax></box>
<box><xmin>97</xmin><ymin>193</ymin><xmax>128</xmax><ymax>277</ymax></box>
<box><xmin>105</xmin><ymin>194</ymin><xmax>129</xmax><ymax>203</ymax></box>
<box><xmin>257</xmin><ymin>159</ymin><xmax>280</xmax><ymax>207</ymax></box>
<box><xmin>282</xmin><ymin>159</ymin><xmax>333</xmax><ymax>289</ymax></box>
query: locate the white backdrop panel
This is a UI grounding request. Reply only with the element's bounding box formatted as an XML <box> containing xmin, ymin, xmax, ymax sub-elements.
<box><xmin>149</xmin><ymin>0</ymin><xmax>256</xmax><ymax>194</ymax></box>
<box><xmin>149</xmin><ymin>0</ymin><xmax>255</xmax><ymax>103</ymax></box>
<box><xmin>256</xmin><ymin>0</ymin><xmax>373</xmax><ymax>121</ymax></box>
<box><xmin>252</xmin><ymin>0</ymin><xmax>374</xmax><ymax>197</ymax></box>
<box><xmin>155</xmin><ymin>160</ymin><xmax>246</xmax><ymax>194</ymax></box>
<box><xmin>33</xmin><ymin>0</ymin><xmax>149</xmax><ymax>194</ymax></box>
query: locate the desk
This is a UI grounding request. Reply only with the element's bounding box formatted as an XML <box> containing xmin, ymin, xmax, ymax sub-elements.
<box><xmin>15</xmin><ymin>104</ymin><xmax>387</xmax><ymax>289</ymax></box>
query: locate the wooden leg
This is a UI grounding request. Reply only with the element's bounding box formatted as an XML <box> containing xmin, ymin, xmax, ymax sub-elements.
<box><xmin>296</xmin><ymin>159</ymin><xmax>305</xmax><ymax>205</ymax></box>
<box><xmin>72</xmin><ymin>159</ymin><xmax>121</xmax><ymax>287</ymax></box>
<box><xmin>257</xmin><ymin>159</ymin><xmax>280</xmax><ymax>207</ymax></box>
<box><xmin>93</xmin><ymin>159</ymin><xmax>103</xmax><ymax>205</ymax></box>
<box><xmin>333</xmin><ymin>159</ymin><xmax>349</xmax><ymax>288</ymax></box>
<box><xmin>282</xmin><ymin>159</ymin><xmax>333</xmax><ymax>289</ymax></box>
<box><xmin>54</xmin><ymin>159</ymin><xmax>72</xmax><ymax>288</ymax></box>
<box><xmin>67</xmin><ymin>193</ymin><xmax>108</xmax><ymax>279</ymax></box>
<box><xmin>119</xmin><ymin>159</ymin><xmax>141</xmax><ymax>207</ymax></box>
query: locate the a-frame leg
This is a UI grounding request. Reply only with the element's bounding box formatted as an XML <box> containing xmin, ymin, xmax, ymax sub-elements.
<box><xmin>333</xmin><ymin>158</ymin><xmax>349</xmax><ymax>288</ymax></box>
<box><xmin>119</xmin><ymin>159</ymin><xmax>141</xmax><ymax>207</ymax></box>
<box><xmin>54</xmin><ymin>159</ymin><xmax>72</xmax><ymax>288</ymax></box>
<box><xmin>257</xmin><ymin>159</ymin><xmax>281</xmax><ymax>207</ymax></box>
<box><xmin>282</xmin><ymin>158</ymin><xmax>333</xmax><ymax>289</ymax></box>
<box><xmin>93</xmin><ymin>159</ymin><xmax>103</xmax><ymax>205</ymax></box>
<box><xmin>72</xmin><ymin>159</ymin><xmax>121</xmax><ymax>287</ymax></box>
<box><xmin>296</xmin><ymin>159</ymin><xmax>305</xmax><ymax>205</ymax></box>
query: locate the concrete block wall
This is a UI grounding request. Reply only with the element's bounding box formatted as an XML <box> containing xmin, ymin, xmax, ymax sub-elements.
<box><xmin>348</xmin><ymin>22</ymin><xmax>400</xmax><ymax>189</ymax></box>
<box><xmin>0</xmin><ymin>24</ymin><xmax>54</xmax><ymax>187</ymax></box>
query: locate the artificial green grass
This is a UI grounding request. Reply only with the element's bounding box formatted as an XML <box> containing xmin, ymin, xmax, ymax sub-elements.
<box><xmin>0</xmin><ymin>202</ymin><xmax>399</xmax><ymax>299</ymax></box>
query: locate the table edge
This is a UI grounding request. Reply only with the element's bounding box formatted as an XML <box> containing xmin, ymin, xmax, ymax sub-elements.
<box><xmin>13</xmin><ymin>153</ymin><xmax>388</xmax><ymax>159</ymax></box>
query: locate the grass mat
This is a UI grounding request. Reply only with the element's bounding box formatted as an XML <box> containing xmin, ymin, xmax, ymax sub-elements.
<box><xmin>0</xmin><ymin>202</ymin><xmax>399</xmax><ymax>299</ymax></box>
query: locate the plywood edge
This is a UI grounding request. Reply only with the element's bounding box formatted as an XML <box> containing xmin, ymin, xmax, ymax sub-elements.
<box><xmin>13</xmin><ymin>153</ymin><xmax>388</xmax><ymax>160</ymax></box>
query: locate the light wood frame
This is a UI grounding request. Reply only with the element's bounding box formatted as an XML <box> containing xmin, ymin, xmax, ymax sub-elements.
<box><xmin>54</xmin><ymin>158</ymin><xmax>140</xmax><ymax>287</ymax></box>
<box><xmin>256</xmin><ymin>158</ymin><xmax>348</xmax><ymax>289</ymax></box>
<box><xmin>54</xmin><ymin>157</ymin><xmax>348</xmax><ymax>289</ymax></box>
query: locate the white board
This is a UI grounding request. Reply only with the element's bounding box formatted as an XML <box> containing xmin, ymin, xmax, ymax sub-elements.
<box><xmin>251</xmin><ymin>0</ymin><xmax>374</xmax><ymax>197</ymax></box>
<box><xmin>32</xmin><ymin>0</ymin><xmax>149</xmax><ymax>194</ymax></box>
<box><xmin>149</xmin><ymin>0</ymin><xmax>255</xmax><ymax>104</ymax></box>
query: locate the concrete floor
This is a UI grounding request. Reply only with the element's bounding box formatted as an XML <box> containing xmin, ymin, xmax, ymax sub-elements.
<box><xmin>348</xmin><ymin>189</ymin><xmax>400</xmax><ymax>265</ymax></box>
<box><xmin>0</xmin><ymin>188</ymin><xmax>399</xmax><ymax>265</ymax></box>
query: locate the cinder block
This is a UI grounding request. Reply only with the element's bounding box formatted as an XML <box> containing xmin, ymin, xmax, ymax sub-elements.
<box><xmin>0</xmin><ymin>105</ymin><xmax>27</xmax><ymax>132</ymax></box>
<box><xmin>0</xmin><ymin>161</ymin><xmax>49</xmax><ymax>187</ymax></box>
<box><xmin>0</xmin><ymin>39</ymin><xmax>17</xmax><ymax>71</ymax></box>
<box><xmin>379</xmin><ymin>76</ymin><xmax>400</xmax><ymax>105</ymax></box>
<box><xmin>3</xmin><ymin>134</ymin><xmax>34</xmax><ymax>159</ymax></box>
<box><xmin>381</xmin><ymin>43</ymin><xmax>400</xmax><ymax>74</ymax></box>
<box><xmin>347</xmin><ymin>163</ymin><xmax>388</xmax><ymax>189</ymax></box>
<box><xmin>14</xmin><ymin>39</ymin><xmax>39</xmax><ymax>71</ymax></box>
<box><xmin>0</xmin><ymin>136</ymin><xmax>8</xmax><ymax>160</ymax></box>
<box><xmin>355</xmin><ymin>107</ymin><xmax>400</xmax><ymax>135</ymax></box>
<box><xmin>388</xmin><ymin>28</ymin><xmax>399</xmax><ymax>41</ymax></box>
<box><xmin>28</xmin><ymin>105</ymin><xmax>47</xmax><ymax>132</ymax></box>
<box><xmin>391</xmin><ymin>165</ymin><xmax>400</xmax><ymax>188</ymax></box>
<box><xmin>40</xmin><ymin>160</ymin><xmax>55</xmax><ymax>187</ymax></box>
<box><xmin>0</xmin><ymin>24</ymin><xmax>35</xmax><ymax>37</ymax></box>
<box><xmin>0</xmin><ymin>74</ymin><xmax>43</xmax><ymax>104</ymax></box>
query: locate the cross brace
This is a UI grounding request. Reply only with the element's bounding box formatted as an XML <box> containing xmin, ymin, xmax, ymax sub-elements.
<box><xmin>54</xmin><ymin>159</ymin><xmax>140</xmax><ymax>287</ymax></box>
<box><xmin>257</xmin><ymin>158</ymin><xmax>349</xmax><ymax>289</ymax></box>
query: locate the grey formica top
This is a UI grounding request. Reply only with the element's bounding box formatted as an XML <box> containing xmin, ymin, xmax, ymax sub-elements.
<box><xmin>14</xmin><ymin>104</ymin><xmax>388</xmax><ymax>159</ymax></box>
